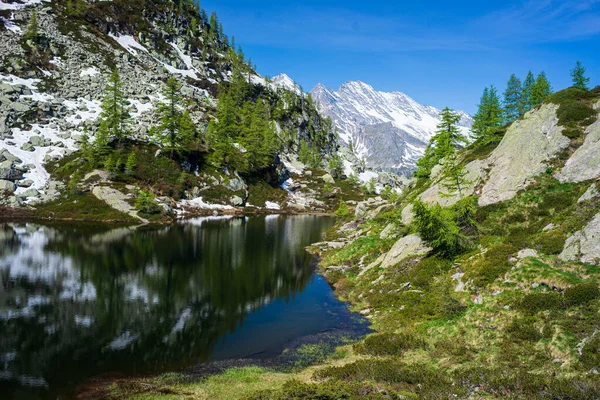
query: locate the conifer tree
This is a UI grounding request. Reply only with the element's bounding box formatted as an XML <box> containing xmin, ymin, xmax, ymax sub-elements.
<box><xmin>530</xmin><ymin>72</ymin><xmax>552</xmax><ymax>106</ymax></box>
<box><xmin>97</xmin><ymin>68</ymin><xmax>131</xmax><ymax>150</ymax></box>
<box><xmin>440</xmin><ymin>150</ymin><xmax>471</xmax><ymax>197</ymax></box>
<box><xmin>151</xmin><ymin>77</ymin><xmax>195</xmax><ymax>156</ymax></box>
<box><xmin>503</xmin><ymin>74</ymin><xmax>523</xmax><ymax>123</ymax></box>
<box><xmin>522</xmin><ymin>71</ymin><xmax>536</xmax><ymax>113</ymax></box>
<box><xmin>571</xmin><ymin>61</ymin><xmax>590</xmax><ymax>90</ymax></box>
<box><xmin>24</xmin><ymin>9</ymin><xmax>39</xmax><ymax>42</ymax></box>
<box><xmin>125</xmin><ymin>151</ymin><xmax>137</xmax><ymax>174</ymax></box>
<box><xmin>472</xmin><ymin>86</ymin><xmax>503</xmax><ymax>141</ymax></box>
<box><xmin>416</xmin><ymin>107</ymin><xmax>466</xmax><ymax>179</ymax></box>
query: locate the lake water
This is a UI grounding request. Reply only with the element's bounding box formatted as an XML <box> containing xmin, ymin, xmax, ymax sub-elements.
<box><xmin>0</xmin><ymin>215</ymin><xmax>368</xmax><ymax>399</ymax></box>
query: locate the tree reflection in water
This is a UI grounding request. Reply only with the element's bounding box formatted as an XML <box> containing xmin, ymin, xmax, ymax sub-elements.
<box><xmin>0</xmin><ymin>215</ymin><xmax>349</xmax><ymax>399</ymax></box>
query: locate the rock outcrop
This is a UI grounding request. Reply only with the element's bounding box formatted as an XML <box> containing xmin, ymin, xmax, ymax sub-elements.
<box><xmin>420</xmin><ymin>159</ymin><xmax>488</xmax><ymax>207</ymax></box>
<box><xmin>557</xmin><ymin>103</ymin><xmax>600</xmax><ymax>183</ymax></box>
<box><xmin>559</xmin><ymin>212</ymin><xmax>600</xmax><ymax>264</ymax></box>
<box><xmin>478</xmin><ymin>104</ymin><xmax>569</xmax><ymax>206</ymax></box>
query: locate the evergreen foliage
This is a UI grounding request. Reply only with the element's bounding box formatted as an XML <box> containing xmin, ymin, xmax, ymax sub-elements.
<box><xmin>503</xmin><ymin>74</ymin><xmax>523</xmax><ymax>123</ymax></box>
<box><xmin>472</xmin><ymin>86</ymin><xmax>503</xmax><ymax>142</ymax></box>
<box><xmin>125</xmin><ymin>151</ymin><xmax>137</xmax><ymax>174</ymax></box>
<box><xmin>96</xmin><ymin>68</ymin><xmax>131</xmax><ymax>151</ymax></box>
<box><xmin>328</xmin><ymin>154</ymin><xmax>344</xmax><ymax>179</ymax></box>
<box><xmin>530</xmin><ymin>72</ymin><xmax>552</xmax><ymax>107</ymax></box>
<box><xmin>151</xmin><ymin>77</ymin><xmax>196</xmax><ymax>156</ymax></box>
<box><xmin>207</xmin><ymin>68</ymin><xmax>279</xmax><ymax>173</ymax></box>
<box><xmin>24</xmin><ymin>9</ymin><xmax>39</xmax><ymax>42</ymax></box>
<box><xmin>413</xmin><ymin>200</ymin><xmax>468</xmax><ymax>258</ymax></box>
<box><xmin>416</xmin><ymin>107</ymin><xmax>466</xmax><ymax>179</ymax></box>
<box><xmin>135</xmin><ymin>189</ymin><xmax>161</xmax><ymax>214</ymax></box>
<box><xmin>440</xmin><ymin>150</ymin><xmax>472</xmax><ymax>197</ymax></box>
<box><xmin>571</xmin><ymin>61</ymin><xmax>590</xmax><ymax>90</ymax></box>
<box><xmin>522</xmin><ymin>71</ymin><xmax>536</xmax><ymax>113</ymax></box>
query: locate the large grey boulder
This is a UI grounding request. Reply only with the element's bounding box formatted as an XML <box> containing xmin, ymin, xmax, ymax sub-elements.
<box><xmin>401</xmin><ymin>204</ymin><xmax>414</xmax><ymax>225</ymax></box>
<box><xmin>0</xmin><ymin>149</ymin><xmax>21</xmax><ymax>163</ymax></box>
<box><xmin>321</xmin><ymin>173</ymin><xmax>335</xmax><ymax>184</ymax></box>
<box><xmin>92</xmin><ymin>186</ymin><xmax>146</xmax><ymax>222</ymax></box>
<box><xmin>479</xmin><ymin>104</ymin><xmax>569</xmax><ymax>206</ymax></box>
<box><xmin>380</xmin><ymin>234</ymin><xmax>431</xmax><ymax>269</ymax></box>
<box><xmin>557</xmin><ymin>106</ymin><xmax>600</xmax><ymax>183</ymax></box>
<box><xmin>559</xmin><ymin>212</ymin><xmax>600</xmax><ymax>265</ymax></box>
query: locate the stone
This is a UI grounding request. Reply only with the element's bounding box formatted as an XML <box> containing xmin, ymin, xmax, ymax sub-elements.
<box><xmin>559</xmin><ymin>212</ymin><xmax>600</xmax><ymax>265</ymax></box>
<box><xmin>355</xmin><ymin>201</ymin><xmax>368</xmax><ymax>220</ymax></box>
<box><xmin>557</xmin><ymin>106</ymin><xmax>600</xmax><ymax>183</ymax></box>
<box><xmin>367</xmin><ymin>203</ymin><xmax>393</xmax><ymax>219</ymax></box>
<box><xmin>401</xmin><ymin>204</ymin><xmax>414</xmax><ymax>225</ymax></box>
<box><xmin>378</xmin><ymin>234</ymin><xmax>432</xmax><ymax>269</ymax></box>
<box><xmin>17</xmin><ymin>179</ymin><xmax>33</xmax><ymax>188</ymax></box>
<box><xmin>20</xmin><ymin>143</ymin><xmax>34</xmax><ymax>152</ymax></box>
<box><xmin>578</xmin><ymin>184</ymin><xmax>600</xmax><ymax>203</ymax></box>
<box><xmin>18</xmin><ymin>188</ymin><xmax>39</xmax><ymax>199</ymax></box>
<box><xmin>0</xmin><ymin>149</ymin><xmax>21</xmax><ymax>163</ymax></box>
<box><xmin>0</xmin><ymin>180</ymin><xmax>17</xmax><ymax>196</ymax></box>
<box><xmin>479</xmin><ymin>104</ymin><xmax>570</xmax><ymax>206</ymax></box>
<box><xmin>518</xmin><ymin>249</ymin><xmax>538</xmax><ymax>259</ymax></box>
<box><xmin>226</xmin><ymin>174</ymin><xmax>246</xmax><ymax>192</ymax></box>
<box><xmin>230</xmin><ymin>195</ymin><xmax>244</xmax><ymax>206</ymax></box>
<box><xmin>321</xmin><ymin>173</ymin><xmax>335</xmax><ymax>184</ymax></box>
<box><xmin>380</xmin><ymin>223</ymin><xmax>398</xmax><ymax>239</ymax></box>
<box><xmin>92</xmin><ymin>186</ymin><xmax>147</xmax><ymax>222</ymax></box>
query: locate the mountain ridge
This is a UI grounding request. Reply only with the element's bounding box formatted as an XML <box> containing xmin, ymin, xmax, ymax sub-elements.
<box><xmin>310</xmin><ymin>80</ymin><xmax>473</xmax><ymax>176</ymax></box>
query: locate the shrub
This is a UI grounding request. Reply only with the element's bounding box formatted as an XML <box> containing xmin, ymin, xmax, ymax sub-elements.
<box><xmin>334</xmin><ymin>200</ymin><xmax>350</xmax><ymax>218</ymax></box>
<box><xmin>135</xmin><ymin>189</ymin><xmax>161</xmax><ymax>214</ymax></box>
<box><xmin>465</xmin><ymin>244</ymin><xmax>517</xmax><ymax>287</ymax></box>
<box><xmin>565</xmin><ymin>283</ymin><xmax>600</xmax><ymax>307</ymax></box>
<box><xmin>536</xmin><ymin>231</ymin><xmax>566</xmax><ymax>255</ymax></box>
<box><xmin>413</xmin><ymin>200</ymin><xmax>468</xmax><ymax>258</ymax></box>
<box><xmin>517</xmin><ymin>292</ymin><xmax>563</xmax><ymax>314</ymax></box>
<box><xmin>354</xmin><ymin>332</ymin><xmax>426</xmax><ymax>356</ymax></box>
<box><xmin>506</xmin><ymin>317</ymin><xmax>542</xmax><ymax>342</ymax></box>
<box><xmin>409</xmin><ymin>256</ymin><xmax>453</xmax><ymax>288</ymax></box>
<box><xmin>579</xmin><ymin>335</ymin><xmax>600</xmax><ymax>370</ymax></box>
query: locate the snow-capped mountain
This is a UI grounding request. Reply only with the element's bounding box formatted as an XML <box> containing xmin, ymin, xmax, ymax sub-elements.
<box><xmin>310</xmin><ymin>81</ymin><xmax>473</xmax><ymax>176</ymax></box>
<box><xmin>271</xmin><ymin>73</ymin><xmax>303</xmax><ymax>95</ymax></box>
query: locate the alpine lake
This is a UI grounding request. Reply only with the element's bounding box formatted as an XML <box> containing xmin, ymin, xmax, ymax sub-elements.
<box><xmin>0</xmin><ymin>215</ymin><xmax>370</xmax><ymax>399</ymax></box>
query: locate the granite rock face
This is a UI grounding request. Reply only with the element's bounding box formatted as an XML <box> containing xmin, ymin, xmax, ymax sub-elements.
<box><xmin>420</xmin><ymin>159</ymin><xmax>488</xmax><ymax>207</ymax></box>
<box><xmin>557</xmin><ymin>103</ymin><xmax>600</xmax><ymax>183</ymax></box>
<box><xmin>559</xmin><ymin>212</ymin><xmax>600</xmax><ymax>265</ymax></box>
<box><xmin>479</xmin><ymin>104</ymin><xmax>569</xmax><ymax>206</ymax></box>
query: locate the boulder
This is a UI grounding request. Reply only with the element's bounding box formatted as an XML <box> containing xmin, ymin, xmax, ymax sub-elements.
<box><xmin>578</xmin><ymin>184</ymin><xmax>600</xmax><ymax>203</ymax></box>
<box><xmin>379</xmin><ymin>234</ymin><xmax>432</xmax><ymax>269</ymax></box>
<box><xmin>380</xmin><ymin>223</ymin><xmax>398</xmax><ymax>239</ymax></box>
<box><xmin>0</xmin><ymin>180</ymin><xmax>17</xmax><ymax>196</ymax></box>
<box><xmin>479</xmin><ymin>104</ymin><xmax>570</xmax><ymax>206</ymax></box>
<box><xmin>17</xmin><ymin>179</ymin><xmax>34</xmax><ymax>188</ymax></box>
<box><xmin>401</xmin><ymin>204</ymin><xmax>415</xmax><ymax>225</ymax></box>
<box><xmin>0</xmin><ymin>149</ymin><xmax>21</xmax><ymax>163</ymax></box>
<box><xmin>230</xmin><ymin>195</ymin><xmax>244</xmax><ymax>206</ymax></box>
<box><xmin>557</xmin><ymin>105</ymin><xmax>600</xmax><ymax>183</ymax></box>
<box><xmin>518</xmin><ymin>249</ymin><xmax>538</xmax><ymax>259</ymax></box>
<box><xmin>355</xmin><ymin>201</ymin><xmax>368</xmax><ymax>220</ymax></box>
<box><xmin>559</xmin><ymin>212</ymin><xmax>600</xmax><ymax>265</ymax></box>
<box><xmin>17</xmin><ymin>188</ymin><xmax>39</xmax><ymax>199</ymax></box>
<box><xmin>321</xmin><ymin>173</ymin><xmax>335</xmax><ymax>184</ymax></box>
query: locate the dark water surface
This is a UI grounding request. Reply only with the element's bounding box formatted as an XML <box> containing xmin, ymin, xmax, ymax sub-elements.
<box><xmin>0</xmin><ymin>215</ymin><xmax>368</xmax><ymax>399</ymax></box>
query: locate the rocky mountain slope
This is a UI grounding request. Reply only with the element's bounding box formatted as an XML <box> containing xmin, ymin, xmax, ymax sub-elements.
<box><xmin>310</xmin><ymin>80</ymin><xmax>473</xmax><ymax>176</ymax></box>
<box><xmin>0</xmin><ymin>0</ymin><xmax>358</xmax><ymax>219</ymax></box>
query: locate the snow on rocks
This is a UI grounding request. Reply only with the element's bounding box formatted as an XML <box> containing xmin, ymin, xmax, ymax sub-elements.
<box><xmin>265</xmin><ymin>201</ymin><xmax>281</xmax><ymax>210</ymax></box>
<box><xmin>108</xmin><ymin>33</ymin><xmax>149</xmax><ymax>57</ymax></box>
<box><xmin>80</xmin><ymin>67</ymin><xmax>100</xmax><ymax>78</ymax></box>
<box><xmin>0</xmin><ymin>15</ymin><xmax>22</xmax><ymax>34</ymax></box>
<box><xmin>0</xmin><ymin>0</ymin><xmax>49</xmax><ymax>11</ymax></box>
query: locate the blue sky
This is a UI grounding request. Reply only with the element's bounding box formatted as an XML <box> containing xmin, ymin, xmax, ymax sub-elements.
<box><xmin>201</xmin><ymin>0</ymin><xmax>600</xmax><ymax>114</ymax></box>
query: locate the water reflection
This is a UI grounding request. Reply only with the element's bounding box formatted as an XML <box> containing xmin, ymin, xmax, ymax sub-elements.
<box><xmin>0</xmin><ymin>215</ymin><xmax>355</xmax><ymax>399</ymax></box>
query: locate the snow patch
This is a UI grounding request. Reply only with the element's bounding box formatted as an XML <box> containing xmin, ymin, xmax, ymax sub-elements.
<box><xmin>265</xmin><ymin>201</ymin><xmax>280</xmax><ymax>210</ymax></box>
<box><xmin>180</xmin><ymin>197</ymin><xmax>234</xmax><ymax>210</ymax></box>
<box><xmin>80</xmin><ymin>67</ymin><xmax>100</xmax><ymax>77</ymax></box>
<box><xmin>109</xmin><ymin>33</ymin><xmax>149</xmax><ymax>56</ymax></box>
<box><xmin>0</xmin><ymin>0</ymin><xmax>49</xmax><ymax>11</ymax></box>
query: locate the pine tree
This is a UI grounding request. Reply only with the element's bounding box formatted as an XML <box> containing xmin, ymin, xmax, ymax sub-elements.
<box><xmin>151</xmin><ymin>77</ymin><xmax>195</xmax><ymax>156</ymax></box>
<box><xmin>571</xmin><ymin>61</ymin><xmax>590</xmax><ymax>90</ymax></box>
<box><xmin>503</xmin><ymin>74</ymin><xmax>523</xmax><ymax>123</ymax></box>
<box><xmin>24</xmin><ymin>9</ymin><xmax>39</xmax><ymax>42</ymax></box>
<box><xmin>522</xmin><ymin>71</ymin><xmax>536</xmax><ymax>113</ymax></box>
<box><xmin>472</xmin><ymin>86</ymin><xmax>503</xmax><ymax>141</ymax></box>
<box><xmin>97</xmin><ymin>68</ymin><xmax>131</xmax><ymax>149</ymax></box>
<box><xmin>530</xmin><ymin>72</ymin><xmax>552</xmax><ymax>106</ymax></box>
<box><xmin>209</xmin><ymin>11</ymin><xmax>218</xmax><ymax>37</ymax></box>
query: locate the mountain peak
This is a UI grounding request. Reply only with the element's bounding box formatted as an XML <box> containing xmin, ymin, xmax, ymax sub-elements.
<box><xmin>309</xmin><ymin>80</ymin><xmax>473</xmax><ymax>176</ymax></box>
<box><xmin>272</xmin><ymin>73</ymin><xmax>302</xmax><ymax>94</ymax></box>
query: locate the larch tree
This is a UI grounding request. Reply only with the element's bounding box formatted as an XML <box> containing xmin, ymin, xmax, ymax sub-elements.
<box><xmin>96</xmin><ymin>68</ymin><xmax>131</xmax><ymax>151</ymax></box>
<box><xmin>151</xmin><ymin>77</ymin><xmax>196</xmax><ymax>157</ymax></box>
<box><xmin>571</xmin><ymin>61</ymin><xmax>590</xmax><ymax>90</ymax></box>
<box><xmin>24</xmin><ymin>9</ymin><xmax>39</xmax><ymax>42</ymax></box>
<box><xmin>522</xmin><ymin>71</ymin><xmax>536</xmax><ymax>113</ymax></box>
<box><xmin>440</xmin><ymin>149</ymin><xmax>471</xmax><ymax>198</ymax></box>
<box><xmin>472</xmin><ymin>86</ymin><xmax>503</xmax><ymax>142</ymax></box>
<box><xmin>415</xmin><ymin>107</ymin><xmax>466</xmax><ymax>180</ymax></box>
<box><xmin>503</xmin><ymin>74</ymin><xmax>523</xmax><ymax>123</ymax></box>
<box><xmin>530</xmin><ymin>72</ymin><xmax>552</xmax><ymax>107</ymax></box>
